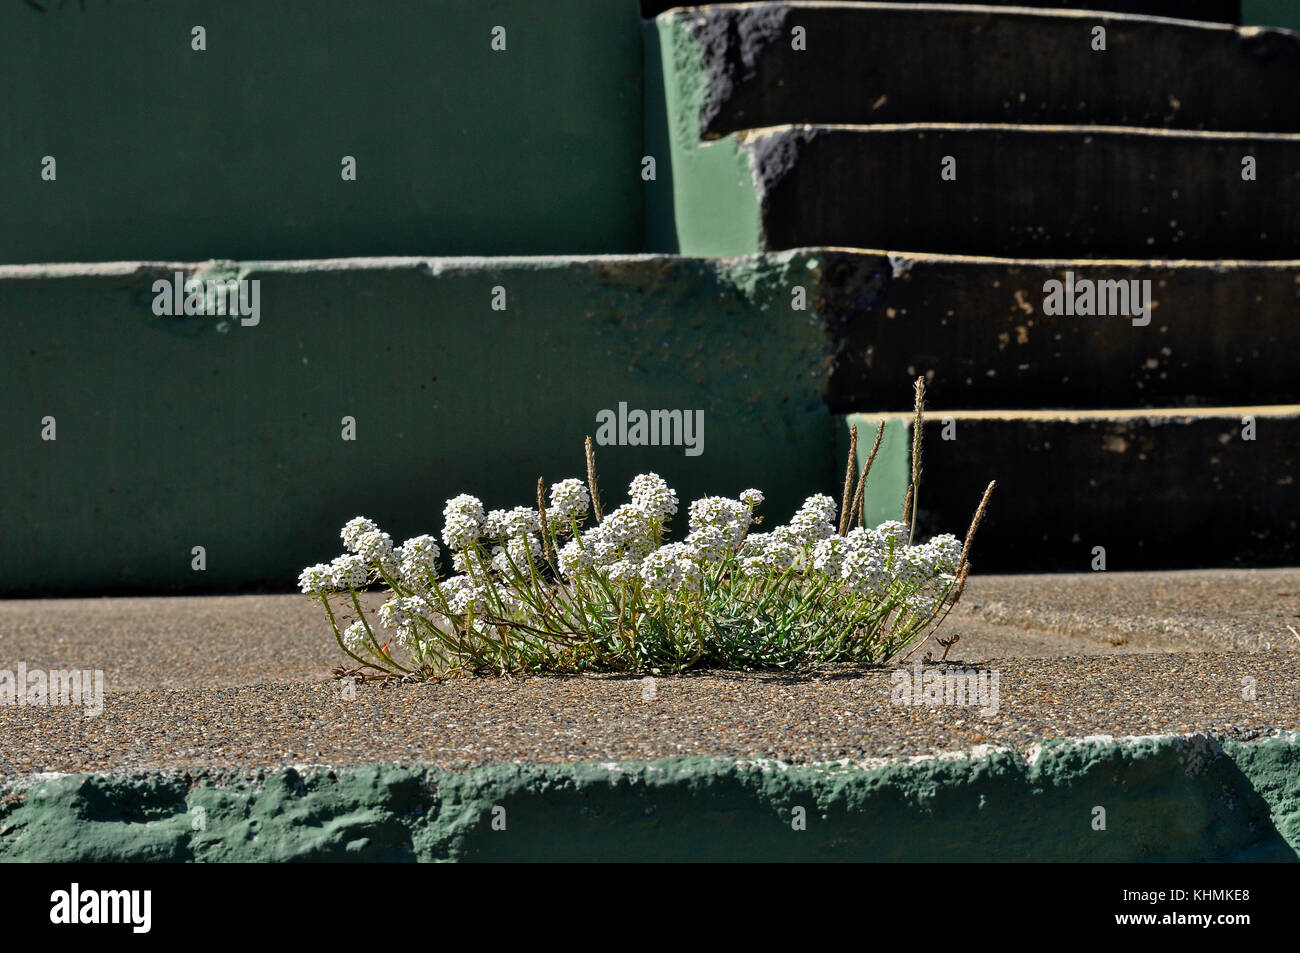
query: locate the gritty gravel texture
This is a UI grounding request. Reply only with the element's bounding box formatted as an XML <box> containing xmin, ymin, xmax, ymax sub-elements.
<box><xmin>0</xmin><ymin>655</ymin><xmax>1296</xmax><ymax>780</ymax></box>
<box><xmin>0</xmin><ymin>569</ymin><xmax>1297</xmax><ymax>779</ymax></box>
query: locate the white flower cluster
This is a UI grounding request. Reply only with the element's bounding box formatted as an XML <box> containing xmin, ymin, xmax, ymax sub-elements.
<box><xmin>555</xmin><ymin>474</ymin><xmax>682</xmax><ymax>581</ymax></box>
<box><xmin>341</xmin><ymin>516</ymin><xmax>379</xmax><ymax>552</ymax></box>
<box><xmin>629</xmin><ymin>473</ymin><xmax>678</xmax><ymax>519</ymax></box>
<box><xmin>342</xmin><ymin>620</ymin><xmax>368</xmax><ymax>652</ymax></box>
<box><xmin>329</xmin><ymin>553</ymin><xmax>370</xmax><ymax>590</ymax></box>
<box><xmin>686</xmin><ymin>496</ymin><xmax>753</xmax><ymax>562</ymax></box>
<box><xmin>442</xmin><ymin>494</ymin><xmax>486</xmax><ymax>551</ymax></box>
<box><xmin>377</xmin><ymin>595</ymin><xmax>433</xmax><ymax>644</ymax></box>
<box><xmin>303</xmin><ymin>481</ymin><xmax>967</xmax><ymax>665</ymax></box>
<box><xmin>397</xmin><ymin>535</ymin><xmax>440</xmax><ymax>589</ymax></box>
<box><xmin>809</xmin><ymin>522</ymin><xmax>960</xmax><ymax>599</ymax></box>
<box><xmin>638</xmin><ymin>542</ymin><xmax>703</xmax><ymax>593</ymax></box>
<box><xmin>485</xmin><ymin>506</ymin><xmax>537</xmax><ymax>541</ymax></box>
<box><xmin>547</xmin><ymin>478</ymin><xmax>590</xmax><ymax>528</ymax></box>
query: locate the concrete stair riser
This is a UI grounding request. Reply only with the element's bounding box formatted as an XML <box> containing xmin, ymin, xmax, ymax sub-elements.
<box><xmin>682</xmin><ymin>4</ymin><xmax>1296</xmax><ymax>137</ymax></box>
<box><xmin>818</xmin><ymin>251</ymin><xmax>1300</xmax><ymax>411</ymax></box>
<box><xmin>843</xmin><ymin>407</ymin><xmax>1300</xmax><ymax>570</ymax></box>
<box><xmin>749</xmin><ymin>124</ymin><xmax>1300</xmax><ymax>258</ymax></box>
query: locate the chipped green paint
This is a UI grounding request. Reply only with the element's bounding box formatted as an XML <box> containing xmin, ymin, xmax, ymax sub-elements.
<box><xmin>1</xmin><ymin>735</ymin><xmax>1296</xmax><ymax>861</ymax></box>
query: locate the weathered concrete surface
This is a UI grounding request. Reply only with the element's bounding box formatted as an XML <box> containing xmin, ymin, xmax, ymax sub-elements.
<box><xmin>0</xmin><ymin>0</ymin><xmax>644</xmax><ymax>263</ymax></box>
<box><xmin>681</xmin><ymin>4</ymin><xmax>1298</xmax><ymax>137</ymax></box>
<box><xmin>1</xmin><ymin>569</ymin><xmax>1294</xmax><ymax>701</ymax></box>
<box><xmin>644</xmin><ymin>1</ymin><xmax>1243</xmax><ymax>20</ymax></box>
<box><xmin>1</xmin><ymin>736</ymin><xmax>1296</xmax><ymax>861</ymax></box>
<box><xmin>3</xmin><ymin>647</ymin><xmax>1297</xmax><ymax>778</ymax></box>
<box><xmin>819</xmin><ymin>250</ymin><xmax>1300</xmax><ymax>411</ymax></box>
<box><xmin>750</xmin><ymin>124</ymin><xmax>1300</xmax><ymax>258</ymax></box>
<box><xmin>0</xmin><ymin>254</ymin><xmax>836</xmax><ymax>594</ymax></box>
<box><xmin>845</xmin><ymin>407</ymin><xmax>1300</xmax><ymax>569</ymax></box>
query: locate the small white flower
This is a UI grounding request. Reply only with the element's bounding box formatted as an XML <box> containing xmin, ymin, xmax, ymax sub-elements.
<box><xmin>606</xmin><ymin>559</ymin><xmax>640</xmax><ymax>584</ymax></box>
<box><xmin>640</xmin><ymin>544</ymin><xmax>687</xmax><ymax>591</ymax></box>
<box><xmin>342</xmin><ymin>621</ymin><xmax>368</xmax><ymax>652</ymax></box>
<box><xmin>378</xmin><ymin>596</ymin><xmax>432</xmax><ymax>642</ymax></box>
<box><xmin>398</xmin><ymin>535</ymin><xmax>440</xmax><ymax>588</ymax></box>
<box><xmin>787</xmin><ymin>494</ymin><xmax>837</xmax><ymax>547</ymax></box>
<box><xmin>872</xmin><ymin>520</ymin><xmax>909</xmax><ymax>550</ymax></box>
<box><xmin>298</xmin><ymin>562</ymin><xmax>333</xmax><ymax>595</ymax></box>
<box><xmin>739</xmin><ymin>488</ymin><xmax>764</xmax><ymax>508</ymax></box>
<box><xmin>629</xmin><ymin>473</ymin><xmax>679</xmax><ymax>519</ymax></box>
<box><xmin>558</xmin><ymin>539</ymin><xmax>595</xmax><ymax>579</ymax></box>
<box><xmin>923</xmin><ymin>533</ymin><xmax>963</xmax><ymax>574</ymax></box>
<box><xmin>329</xmin><ymin>554</ymin><xmax>369</xmax><ymax>590</ymax></box>
<box><xmin>548</xmin><ymin>479</ymin><xmax>591</xmax><ymax>526</ymax></box>
<box><xmin>447</xmin><ymin>580</ymin><xmax>489</xmax><ymax>616</ymax></box>
<box><xmin>687</xmin><ymin>496</ymin><xmax>751</xmax><ymax>550</ymax></box>
<box><xmin>841</xmin><ymin>547</ymin><xmax>887</xmax><ymax>596</ymax></box>
<box><xmin>685</xmin><ymin>525</ymin><xmax>730</xmax><ymax>564</ymax></box>
<box><xmin>442</xmin><ymin>494</ymin><xmax>486</xmax><ymax>550</ymax></box>
<box><xmin>491</xmin><ymin>534</ymin><xmax>542</xmax><ymax>574</ymax></box>
<box><xmin>599</xmin><ymin>504</ymin><xmax>656</xmax><ymax>555</ymax></box>
<box><xmin>811</xmin><ymin>535</ymin><xmax>848</xmax><ymax>578</ymax></box>
<box><xmin>485</xmin><ymin>506</ymin><xmax>537</xmax><ymax>541</ymax></box>
<box><xmin>341</xmin><ymin>517</ymin><xmax>380</xmax><ymax>553</ymax></box>
<box><xmin>355</xmin><ymin>529</ymin><xmax>395</xmax><ymax>564</ymax></box>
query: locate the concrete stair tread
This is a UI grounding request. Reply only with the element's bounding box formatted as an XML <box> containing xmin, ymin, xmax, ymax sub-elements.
<box><xmin>651</xmin><ymin>2</ymin><xmax>1241</xmax><ymax>25</ymax></box>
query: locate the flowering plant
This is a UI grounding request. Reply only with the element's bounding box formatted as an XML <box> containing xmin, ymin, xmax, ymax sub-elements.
<box><xmin>301</xmin><ymin>382</ymin><xmax>994</xmax><ymax>678</ymax></box>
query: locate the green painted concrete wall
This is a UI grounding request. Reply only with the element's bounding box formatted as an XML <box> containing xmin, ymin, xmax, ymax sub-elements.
<box><xmin>642</xmin><ymin>16</ymin><xmax>762</xmax><ymax>256</ymax></box>
<box><xmin>2</xmin><ymin>735</ymin><xmax>1296</xmax><ymax>861</ymax></box>
<box><xmin>0</xmin><ymin>254</ymin><xmax>836</xmax><ymax>594</ymax></box>
<box><xmin>1244</xmin><ymin>1</ymin><xmax>1300</xmax><ymax>33</ymax></box>
<box><xmin>0</xmin><ymin>0</ymin><xmax>644</xmax><ymax>263</ymax></box>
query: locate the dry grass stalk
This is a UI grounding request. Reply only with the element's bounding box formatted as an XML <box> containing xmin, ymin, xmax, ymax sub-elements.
<box><xmin>839</xmin><ymin>424</ymin><xmax>859</xmax><ymax>536</ymax></box>
<box><xmin>585</xmin><ymin>435</ymin><xmax>603</xmax><ymax>523</ymax></box>
<box><xmin>908</xmin><ymin>376</ymin><xmax>925</xmax><ymax>544</ymax></box>
<box><xmin>536</xmin><ymin>477</ymin><xmax>556</xmax><ymax>566</ymax></box>
<box><xmin>851</xmin><ymin>420</ymin><xmax>886</xmax><ymax>529</ymax></box>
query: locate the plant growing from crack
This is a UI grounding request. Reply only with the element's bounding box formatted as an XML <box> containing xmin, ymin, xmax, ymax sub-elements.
<box><xmin>301</xmin><ymin>379</ymin><xmax>993</xmax><ymax>678</ymax></box>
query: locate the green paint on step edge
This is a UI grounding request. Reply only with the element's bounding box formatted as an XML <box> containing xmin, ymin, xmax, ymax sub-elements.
<box><xmin>1</xmin><ymin>734</ymin><xmax>1296</xmax><ymax>861</ymax></box>
<box><xmin>643</xmin><ymin>16</ymin><xmax>762</xmax><ymax>256</ymax></box>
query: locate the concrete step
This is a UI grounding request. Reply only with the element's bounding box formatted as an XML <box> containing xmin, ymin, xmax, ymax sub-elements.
<box><xmin>644</xmin><ymin>2</ymin><xmax>1242</xmax><ymax>22</ymax></box>
<box><xmin>818</xmin><ymin>250</ymin><xmax>1300</xmax><ymax>411</ymax></box>
<box><xmin>746</xmin><ymin>123</ymin><xmax>1300</xmax><ymax>258</ymax></box>
<box><xmin>843</xmin><ymin>406</ymin><xmax>1300</xmax><ymax>570</ymax></box>
<box><xmin>678</xmin><ymin>4</ymin><xmax>1298</xmax><ymax>136</ymax></box>
<box><xmin>0</xmin><ymin>253</ymin><xmax>840</xmax><ymax>594</ymax></box>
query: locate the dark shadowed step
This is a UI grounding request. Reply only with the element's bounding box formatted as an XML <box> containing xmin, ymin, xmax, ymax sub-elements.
<box><xmin>750</xmin><ymin>124</ymin><xmax>1300</xmax><ymax>257</ymax></box>
<box><xmin>682</xmin><ymin>4</ymin><xmax>1298</xmax><ymax>136</ymax></box>
<box><xmin>643</xmin><ymin>1</ymin><xmax>1241</xmax><ymax>22</ymax></box>
<box><xmin>817</xmin><ymin>251</ymin><xmax>1300</xmax><ymax>410</ymax></box>
<box><xmin>844</xmin><ymin>407</ymin><xmax>1300</xmax><ymax>570</ymax></box>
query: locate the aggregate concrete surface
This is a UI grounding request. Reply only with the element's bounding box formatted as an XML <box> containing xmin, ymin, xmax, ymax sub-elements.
<box><xmin>0</xmin><ymin>569</ymin><xmax>1296</xmax><ymax>779</ymax></box>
